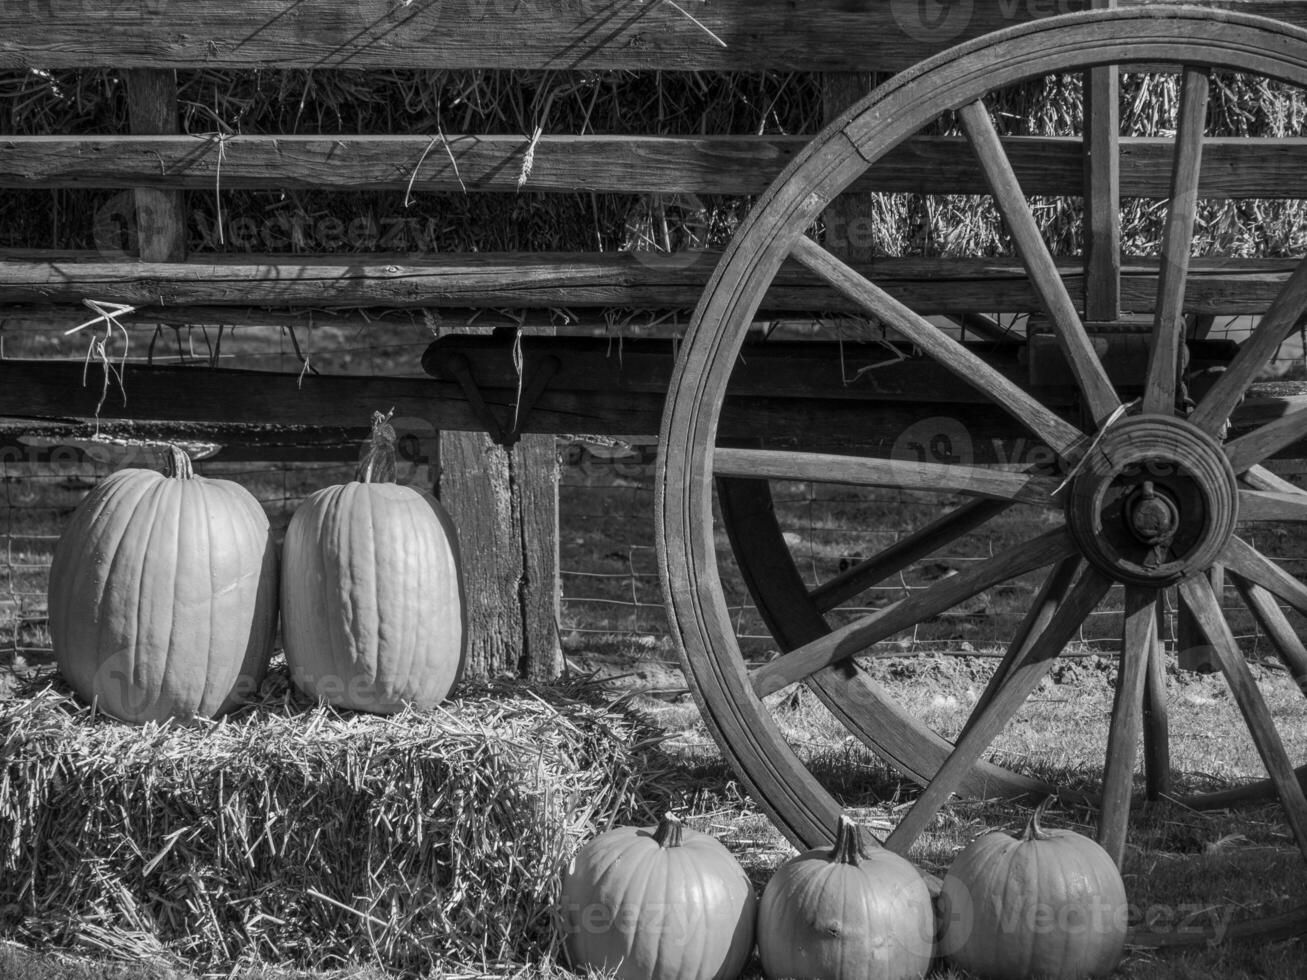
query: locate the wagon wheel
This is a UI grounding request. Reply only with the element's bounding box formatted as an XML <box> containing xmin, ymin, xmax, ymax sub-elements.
<box><xmin>657</xmin><ymin>7</ymin><xmax>1307</xmax><ymax>945</ymax></box>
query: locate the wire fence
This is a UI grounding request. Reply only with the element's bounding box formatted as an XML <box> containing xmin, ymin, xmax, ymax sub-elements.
<box><xmin>6</xmin><ymin>435</ymin><xmax>1307</xmax><ymax>675</ymax></box>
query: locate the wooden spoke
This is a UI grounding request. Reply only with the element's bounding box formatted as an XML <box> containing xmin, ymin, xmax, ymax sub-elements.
<box><xmin>961</xmin><ymin>557</ymin><xmax>1082</xmax><ymax>740</ymax></box>
<box><xmin>1226</xmin><ymin>407</ymin><xmax>1307</xmax><ymax>474</ymax></box>
<box><xmin>1143</xmin><ymin>599</ymin><xmax>1172</xmax><ymax>801</ymax></box>
<box><xmin>712</xmin><ymin>446</ymin><xmax>1063</xmax><ymax>506</ymax></box>
<box><xmin>1230</xmin><ymin>573</ymin><xmax>1307</xmax><ymax>693</ymax></box>
<box><xmin>885</xmin><ymin>567</ymin><xmax>1114</xmax><ymax>853</ymax></box>
<box><xmin>810</xmin><ymin>497</ymin><xmax>1012</xmax><ymax>613</ymax></box>
<box><xmin>1099</xmin><ymin>586</ymin><xmax>1157</xmax><ymax>866</ymax></box>
<box><xmin>958</xmin><ymin>99</ymin><xmax>1119</xmax><ymax>426</ymax></box>
<box><xmin>1178</xmin><ymin>574</ymin><xmax>1307</xmax><ymax>863</ymax></box>
<box><xmin>1243</xmin><ymin>464</ymin><xmax>1302</xmax><ymax>494</ymax></box>
<box><xmin>790</xmin><ymin>234</ymin><xmax>1086</xmax><ymax>459</ymax></box>
<box><xmin>1190</xmin><ymin>257</ymin><xmax>1307</xmax><ymax>436</ymax></box>
<box><xmin>750</xmin><ymin>526</ymin><xmax>1077</xmax><ymax>698</ymax></box>
<box><xmin>717</xmin><ymin>477</ymin><xmax>1053</xmax><ymax>802</ymax></box>
<box><xmin>1143</xmin><ymin>68</ymin><xmax>1209</xmax><ymax>416</ymax></box>
<box><xmin>1222</xmin><ymin>535</ymin><xmax>1307</xmax><ymax>618</ymax></box>
<box><xmin>1239</xmin><ymin>488</ymin><xmax>1307</xmax><ymax>523</ymax></box>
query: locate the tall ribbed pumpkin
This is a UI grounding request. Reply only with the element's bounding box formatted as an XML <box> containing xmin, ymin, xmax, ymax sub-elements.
<box><xmin>48</xmin><ymin>445</ymin><xmax>277</xmax><ymax>724</ymax></box>
<box><xmin>558</xmin><ymin>812</ymin><xmax>757</xmax><ymax>980</ymax></box>
<box><xmin>757</xmin><ymin>814</ymin><xmax>934</xmax><ymax>980</ymax></box>
<box><xmin>281</xmin><ymin>411</ymin><xmax>465</xmax><ymax>712</ymax></box>
<box><xmin>937</xmin><ymin>798</ymin><xmax>1128</xmax><ymax>980</ymax></box>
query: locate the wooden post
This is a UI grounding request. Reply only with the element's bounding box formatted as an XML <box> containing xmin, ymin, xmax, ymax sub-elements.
<box><xmin>436</xmin><ymin>335</ymin><xmax>561</xmax><ymax>682</ymax></box>
<box><xmin>124</xmin><ymin>70</ymin><xmax>186</xmax><ymax>262</ymax></box>
<box><xmin>1082</xmin><ymin>32</ymin><xmax>1120</xmax><ymax>322</ymax></box>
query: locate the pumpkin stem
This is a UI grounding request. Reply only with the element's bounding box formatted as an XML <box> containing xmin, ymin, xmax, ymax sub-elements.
<box><xmin>652</xmin><ymin>812</ymin><xmax>685</xmax><ymax>848</ymax></box>
<box><xmin>161</xmin><ymin>444</ymin><xmax>193</xmax><ymax>480</ymax></box>
<box><xmin>355</xmin><ymin>408</ymin><xmax>398</xmax><ymax>485</ymax></box>
<box><xmin>1022</xmin><ymin>795</ymin><xmax>1057</xmax><ymax>842</ymax></box>
<box><xmin>829</xmin><ymin>814</ymin><xmax>865</xmax><ymax>866</ymax></box>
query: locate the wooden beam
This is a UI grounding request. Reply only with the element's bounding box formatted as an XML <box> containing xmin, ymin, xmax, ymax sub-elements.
<box><xmin>8</xmin><ymin>134</ymin><xmax>1307</xmax><ymax>199</ymax></box>
<box><xmin>123</xmin><ymin>70</ymin><xmax>186</xmax><ymax>263</ymax></box>
<box><xmin>1083</xmin><ymin>0</ymin><xmax>1120</xmax><ymax>321</ymax></box>
<box><xmin>0</xmin><ymin>0</ymin><xmax>1108</xmax><ymax>72</ymax></box>
<box><xmin>0</xmin><ymin>419</ymin><xmax>378</xmax><ymax>463</ymax></box>
<box><xmin>1</xmin><ymin>251</ymin><xmax>1300</xmax><ymax>316</ymax></box>
<box><xmin>0</xmin><ymin>356</ymin><xmax>1054</xmax><ymax>457</ymax></box>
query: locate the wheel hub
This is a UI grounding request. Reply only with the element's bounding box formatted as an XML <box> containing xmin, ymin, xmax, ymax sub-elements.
<box><xmin>1065</xmin><ymin>416</ymin><xmax>1238</xmax><ymax>586</ymax></box>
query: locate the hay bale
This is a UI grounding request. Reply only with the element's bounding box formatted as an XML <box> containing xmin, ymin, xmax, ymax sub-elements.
<box><xmin>0</xmin><ymin>667</ymin><xmax>670</xmax><ymax>973</ymax></box>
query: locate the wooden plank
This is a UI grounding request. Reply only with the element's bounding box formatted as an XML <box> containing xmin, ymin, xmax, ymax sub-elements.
<box><xmin>11</xmin><ymin>134</ymin><xmax>1307</xmax><ymax>199</ymax></box>
<box><xmin>1083</xmin><ymin>0</ymin><xmax>1120</xmax><ymax>321</ymax></box>
<box><xmin>424</xmin><ymin>335</ymin><xmax>1041</xmax><ymax>404</ymax></box>
<box><xmin>0</xmin><ymin>0</ymin><xmax>1106</xmax><ymax>72</ymax></box>
<box><xmin>0</xmin><ymin>305</ymin><xmax>686</xmax><ymax>338</ymax></box>
<box><xmin>436</xmin><ymin>429</ymin><xmax>560</xmax><ymax>682</ymax></box>
<box><xmin>437</xmin><ymin>432</ymin><xmax>519</xmax><ymax>681</ymax></box>
<box><xmin>514</xmin><ymin>433</ymin><xmax>562</xmax><ymax>682</ymax></box>
<box><xmin>2</xmin><ymin>250</ymin><xmax>1305</xmax><ymax>315</ymax></box>
<box><xmin>0</xmin><ymin>419</ymin><xmax>379</xmax><ymax>463</ymax></box>
<box><xmin>0</xmin><ymin>357</ymin><xmax>1055</xmax><ymax>452</ymax></box>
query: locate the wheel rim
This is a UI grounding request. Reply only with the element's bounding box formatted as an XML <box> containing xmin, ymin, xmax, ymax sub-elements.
<box><xmin>657</xmin><ymin>6</ymin><xmax>1307</xmax><ymax>943</ymax></box>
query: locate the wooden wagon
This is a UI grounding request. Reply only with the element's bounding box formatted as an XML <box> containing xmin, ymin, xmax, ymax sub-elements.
<box><xmin>4</xmin><ymin>0</ymin><xmax>1307</xmax><ymax>949</ymax></box>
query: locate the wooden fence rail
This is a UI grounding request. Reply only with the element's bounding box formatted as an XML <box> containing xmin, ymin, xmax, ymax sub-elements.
<box><xmin>6</xmin><ymin>135</ymin><xmax>1307</xmax><ymax>198</ymax></box>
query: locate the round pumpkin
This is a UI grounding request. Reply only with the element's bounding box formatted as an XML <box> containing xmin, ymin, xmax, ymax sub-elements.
<box><xmin>757</xmin><ymin>813</ymin><xmax>933</xmax><ymax>980</ymax></box>
<box><xmin>558</xmin><ymin>812</ymin><xmax>757</xmax><ymax>980</ymax></box>
<box><xmin>48</xmin><ymin>445</ymin><xmax>277</xmax><ymax>723</ymax></box>
<box><xmin>937</xmin><ymin>799</ymin><xmax>1128</xmax><ymax>979</ymax></box>
<box><xmin>281</xmin><ymin>411</ymin><xmax>464</xmax><ymax>712</ymax></box>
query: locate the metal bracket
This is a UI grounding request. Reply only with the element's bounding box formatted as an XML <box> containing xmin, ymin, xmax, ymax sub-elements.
<box><xmin>441</xmin><ymin>350</ymin><xmax>561</xmax><ymax>448</ymax></box>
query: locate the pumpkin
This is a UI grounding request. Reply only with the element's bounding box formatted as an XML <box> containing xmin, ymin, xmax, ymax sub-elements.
<box><xmin>281</xmin><ymin>411</ymin><xmax>464</xmax><ymax>712</ymax></box>
<box><xmin>48</xmin><ymin>445</ymin><xmax>277</xmax><ymax>723</ymax></box>
<box><xmin>937</xmin><ymin>798</ymin><xmax>1128</xmax><ymax>979</ymax></box>
<box><xmin>558</xmin><ymin>812</ymin><xmax>756</xmax><ymax>980</ymax></box>
<box><xmin>756</xmin><ymin>813</ymin><xmax>933</xmax><ymax>980</ymax></box>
